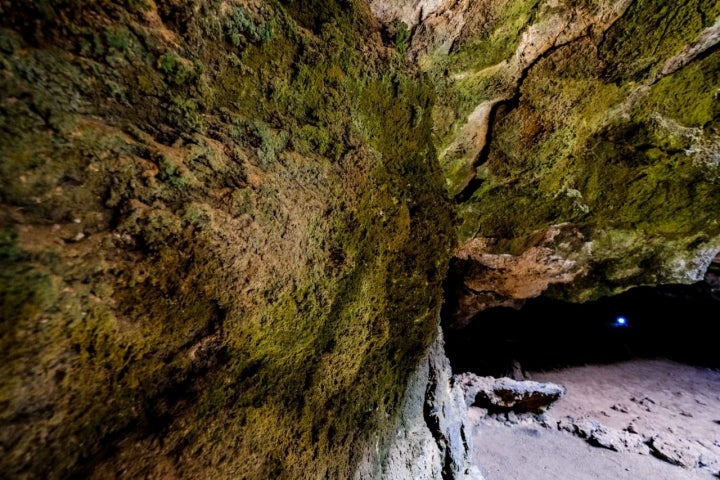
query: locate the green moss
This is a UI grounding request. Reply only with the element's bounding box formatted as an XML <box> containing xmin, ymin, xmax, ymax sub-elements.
<box><xmin>0</xmin><ymin>1</ymin><xmax>456</xmax><ymax>479</ymax></box>
<box><xmin>453</xmin><ymin>14</ymin><xmax>720</xmax><ymax>268</ymax></box>
<box><xmin>0</xmin><ymin>27</ymin><xmax>21</xmax><ymax>55</ymax></box>
<box><xmin>637</xmin><ymin>51</ymin><xmax>720</xmax><ymax>128</ymax></box>
<box><xmin>599</xmin><ymin>0</ymin><xmax>720</xmax><ymax>81</ymax></box>
<box><xmin>392</xmin><ymin>22</ymin><xmax>412</xmax><ymax>55</ymax></box>
<box><xmin>225</xmin><ymin>5</ymin><xmax>273</xmax><ymax>46</ymax></box>
<box><xmin>578</xmin><ymin>120</ymin><xmax>720</xmax><ymax>235</ymax></box>
<box><xmin>104</xmin><ymin>26</ymin><xmax>130</xmax><ymax>51</ymax></box>
<box><xmin>424</xmin><ymin>0</ymin><xmax>546</xmax><ymax>179</ymax></box>
<box><xmin>280</xmin><ymin>0</ymin><xmax>368</xmax><ymax>35</ymax></box>
<box><xmin>437</xmin><ymin>0</ymin><xmax>540</xmax><ymax>73</ymax></box>
<box><xmin>0</xmin><ymin>229</ymin><xmax>55</xmax><ymax>327</ymax></box>
<box><xmin>157</xmin><ymin>50</ymin><xmax>197</xmax><ymax>86</ymax></box>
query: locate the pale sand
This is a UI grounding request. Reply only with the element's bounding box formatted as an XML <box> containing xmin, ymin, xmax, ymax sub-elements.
<box><xmin>472</xmin><ymin>359</ymin><xmax>720</xmax><ymax>479</ymax></box>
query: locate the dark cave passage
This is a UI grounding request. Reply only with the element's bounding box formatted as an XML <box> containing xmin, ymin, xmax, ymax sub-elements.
<box><xmin>443</xmin><ymin>277</ymin><xmax>720</xmax><ymax>377</ymax></box>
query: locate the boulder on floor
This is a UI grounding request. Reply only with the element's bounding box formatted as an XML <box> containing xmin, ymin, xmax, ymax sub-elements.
<box><xmin>454</xmin><ymin>374</ymin><xmax>565</xmax><ymax>414</ymax></box>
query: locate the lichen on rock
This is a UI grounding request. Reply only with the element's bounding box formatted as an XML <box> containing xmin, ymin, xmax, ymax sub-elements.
<box><xmin>0</xmin><ymin>1</ymin><xmax>456</xmax><ymax>478</ymax></box>
<box><xmin>398</xmin><ymin>0</ymin><xmax>720</xmax><ymax>319</ymax></box>
<box><xmin>3</xmin><ymin>0</ymin><xmax>720</xmax><ymax>478</ymax></box>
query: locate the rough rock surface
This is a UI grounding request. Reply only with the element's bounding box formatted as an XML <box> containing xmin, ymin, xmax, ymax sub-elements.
<box><xmin>647</xmin><ymin>434</ymin><xmax>719</xmax><ymax>470</ymax></box>
<box><xmin>0</xmin><ymin>2</ymin><xmax>456</xmax><ymax>478</ymax></box>
<box><xmin>455</xmin><ymin>373</ymin><xmax>565</xmax><ymax>414</ymax></box>
<box><xmin>367</xmin><ymin>0</ymin><xmax>447</xmax><ymax>29</ymax></box>
<box><xmin>557</xmin><ymin>416</ymin><xmax>650</xmax><ymax>454</ymax></box>
<box><xmin>357</xmin><ymin>328</ymin><xmax>482</xmax><ymax>480</ymax></box>
<box><xmin>3</xmin><ymin>1</ymin><xmax>720</xmax><ymax>478</ymax></box>
<box><xmin>533</xmin><ymin>360</ymin><xmax>720</xmax><ymax>476</ymax></box>
<box><xmin>555</xmin><ymin>414</ymin><xmax>720</xmax><ymax>471</ymax></box>
<box><xmin>445</xmin><ymin>223</ymin><xmax>585</xmax><ymax>326</ymax></box>
<box><xmin>370</xmin><ymin>0</ymin><xmax>720</xmax><ymax>320</ymax></box>
<box><xmin>469</xmin><ymin>360</ymin><xmax>720</xmax><ymax>478</ymax></box>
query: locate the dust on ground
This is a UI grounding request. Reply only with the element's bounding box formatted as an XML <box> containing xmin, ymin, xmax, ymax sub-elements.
<box><xmin>471</xmin><ymin>359</ymin><xmax>720</xmax><ymax>479</ymax></box>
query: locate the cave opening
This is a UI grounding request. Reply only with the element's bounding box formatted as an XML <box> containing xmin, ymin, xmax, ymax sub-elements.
<box><xmin>442</xmin><ymin>259</ymin><xmax>720</xmax><ymax>378</ymax></box>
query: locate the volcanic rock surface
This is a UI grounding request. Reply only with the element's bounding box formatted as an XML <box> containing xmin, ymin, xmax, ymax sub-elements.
<box><xmin>2</xmin><ymin>0</ymin><xmax>719</xmax><ymax>479</ymax></box>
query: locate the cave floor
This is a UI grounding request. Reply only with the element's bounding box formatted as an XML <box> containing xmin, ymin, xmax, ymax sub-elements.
<box><xmin>471</xmin><ymin>359</ymin><xmax>720</xmax><ymax>479</ymax></box>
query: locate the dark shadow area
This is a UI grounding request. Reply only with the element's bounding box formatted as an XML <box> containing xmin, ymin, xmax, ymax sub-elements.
<box><xmin>443</xmin><ymin>282</ymin><xmax>720</xmax><ymax>377</ymax></box>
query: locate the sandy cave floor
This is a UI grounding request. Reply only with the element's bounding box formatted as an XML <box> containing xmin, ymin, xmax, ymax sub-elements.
<box><xmin>471</xmin><ymin>359</ymin><xmax>720</xmax><ymax>480</ymax></box>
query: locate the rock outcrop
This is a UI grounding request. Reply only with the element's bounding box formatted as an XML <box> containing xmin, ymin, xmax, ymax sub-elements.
<box><xmin>455</xmin><ymin>374</ymin><xmax>565</xmax><ymax>414</ymax></box>
<box><xmin>445</xmin><ymin>224</ymin><xmax>585</xmax><ymax>326</ymax></box>
<box><xmin>356</xmin><ymin>328</ymin><xmax>482</xmax><ymax>480</ymax></box>
<box><xmin>373</xmin><ymin>0</ymin><xmax>720</xmax><ymax>321</ymax></box>
<box><xmin>0</xmin><ymin>2</ymin><xmax>456</xmax><ymax>478</ymax></box>
<box><xmin>556</xmin><ymin>415</ymin><xmax>720</xmax><ymax>471</ymax></box>
<box><xmin>3</xmin><ymin>0</ymin><xmax>720</xmax><ymax>478</ymax></box>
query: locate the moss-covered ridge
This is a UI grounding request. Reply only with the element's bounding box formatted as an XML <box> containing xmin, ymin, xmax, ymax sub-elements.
<box><xmin>0</xmin><ymin>1</ymin><xmax>455</xmax><ymax>478</ymax></box>
<box><xmin>423</xmin><ymin>0</ymin><xmax>720</xmax><ymax>300</ymax></box>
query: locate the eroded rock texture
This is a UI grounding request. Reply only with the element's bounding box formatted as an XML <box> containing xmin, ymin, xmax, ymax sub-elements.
<box><xmin>455</xmin><ymin>374</ymin><xmax>565</xmax><ymax>414</ymax></box>
<box><xmin>356</xmin><ymin>328</ymin><xmax>481</xmax><ymax>480</ymax></box>
<box><xmin>376</xmin><ymin>0</ymin><xmax>720</xmax><ymax>321</ymax></box>
<box><xmin>2</xmin><ymin>0</ymin><xmax>720</xmax><ymax>478</ymax></box>
<box><xmin>0</xmin><ymin>1</ymin><xmax>456</xmax><ymax>478</ymax></box>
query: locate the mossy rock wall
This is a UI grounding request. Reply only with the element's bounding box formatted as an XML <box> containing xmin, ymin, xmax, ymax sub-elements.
<box><xmin>419</xmin><ymin>0</ymin><xmax>720</xmax><ymax>301</ymax></box>
<box><xmin>0</xmin><ymin>1</ymin><xmax>455</xmax><ymax>478</ymax></box>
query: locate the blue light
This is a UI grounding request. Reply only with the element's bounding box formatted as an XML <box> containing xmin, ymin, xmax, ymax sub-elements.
<box><xmin>616</xmin><ymin>316</ymin><xmax>627</xmax><ymax>326</ymax></box>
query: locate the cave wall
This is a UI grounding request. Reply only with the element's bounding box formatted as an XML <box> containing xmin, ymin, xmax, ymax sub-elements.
<box><xmin>355</xmin><ymin>327</ymin><xmax>481</xmax><ymax>480</ymax></box>
<box><xmin>0</xmin><ymin>1</ymin><xmax>457</xmax><ymax>478</ymax></box>
<box><xmin>374</xmin><ymin>0</ymin><xmax>720</xmax><ymax>321</ymax></box>
<box><xmin>3</xmin><ymin>0</ymin><xmax>720</xmax><ymax>478</ymax></box>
